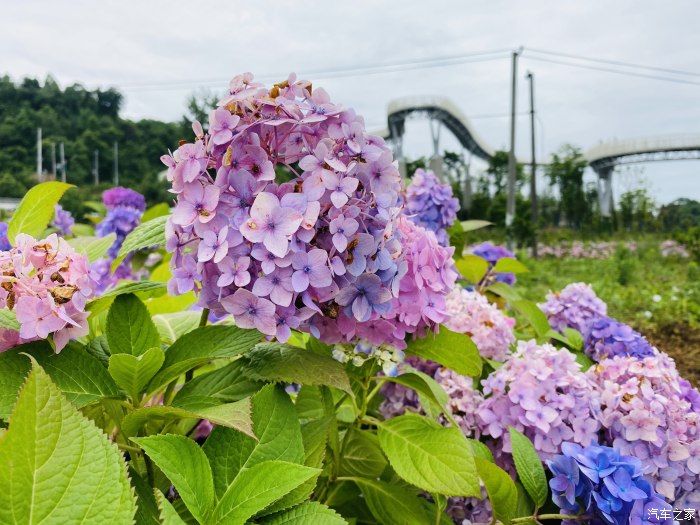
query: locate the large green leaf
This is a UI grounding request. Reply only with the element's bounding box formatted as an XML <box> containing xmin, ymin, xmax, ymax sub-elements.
<box><xmin>67</xmin><ymin>234</ymin><xmax>116</xmax><ymax>262</ymax></box>
<box><xmin>508</xmin><ymin>427</ymin><xmax>548</xmax><ymax>508</ymax></box>
<box><xmin>133</xmin><ymin>434</ymin><xmax>215</xmax><ymax>524</ymax></box>
<box><xmin>118</xmin><ymin>214</ymin><xmax>168</xmax><ymax>258</ymax></box>
<box><xmin>461</xmin><ymin>219</ymin><xmax>492</xmax><ymax>232</ymax></box>
<box><xmin>238</xmin><ymin>342</ymin><xmax>352</xmax><ymax>395</ymax></box>
<box><xmin>261</xmin><ymin>502</ymin><xmax>347</xmax><ymax>524</ymax></box>
<box><xmin>204</xmin><ymin>384</ymin><xmax>304</xmax><ymax>498</ymax></box>
<box><xmin>492</xmin><ymin>257</ymin><xmax>529</xmax><ymax>274</ymax></box>
<box><xmin>141</xmin><ymin>203</ymin><xmax>171</xmax><ymax>223</ymax></box>
<box><xmin>155</xmin><ymin>489</ymin><xmax>187</xmax><ymax>525</ymax></box>
<box><xmin>153</xmin><ymin>311</ymin><xmax>201</xmax><ymax>344</ymax></box>
<box><xmin>378</xmin><ymin>413</ymin><xmax>480</xmax><ymax>497</ymax></box>
<box><xmin>351</xmin><ymin>478</ymin><xmax>431</xmax><ymax>525</ymax></box>
<box><xmin>0</xmin><ymin>309</ymin><xmax>20</xmax><ymax>330</ymax></box>
<box><xmin>475</xmin><ymin>457</ymin><xmax>518</xmax><ymax>525</ymax></box>
<box><xmin>209</xmin><ymin>460</ymin><xmax>319</xmax><ymax>525</ymax></box>
<box><xmin>87</xmin><ymin>281</ymin><xmax>168</xmax><ymax>318</ymax></box>
<box><xmin>6</xmin><ymin>181</ymin><xmax>73</xmax><ymax>243</ymax></box>
<box><xmin>149</xmin><ymin>325</ymin><xmax>262</xmax><ymax>391</ymax></box>
<box><xmin>338</xmin><ymin>428</ymin><xmax>387</xmax><ymax>478</ymax></box>
<box><xmin>109</xmin><ymin>347</ymin><xmax>165</xmax><ymax>401</ymax></box>
<box><xmin>107</xmin><ymin>293</ymin><xmax>160</xmax><ymax>356</ymax></box>
<box><xmin>122</xmin><ymin>398</ymin><xmax>253</xmax><ymax>438</ymax></box>
<box><xmin>0</xmin><ymin>360</ymin><xmax>136</xmax><ymax>524</ymax></box>
<box><xmin>513</xmin><ymin>300</ymin><xmax>551</xmax><ymax>338</ymax></box>
<box><xmin>380</xmin><ymin>370</ymin><xmax>450</xmax><ymax>418</ymax></box>
<box><xmin>406</xmin><ymin>326</ymin><xmax>482</xmax><ymax>377</ymax></box>
<box><xmin>130</xmin><ymin>467</ymin><xmax>160</xmax><ymax>525</ymax></box>
<box><xmin>455</xmin><ymin>255</ymin><xmax>489</xmax><ymax>283</ymax></box>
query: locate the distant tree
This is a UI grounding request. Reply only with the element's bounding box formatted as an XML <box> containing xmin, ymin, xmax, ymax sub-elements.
<box><xmin>545</xmin><ymin>144</ymin><xmax>588</xmax><ymax>229</ymax></box>
<box><xmin>659</xmin><ymin>198</ymin><xmax>700</xmax><ymax>231</ymax></box>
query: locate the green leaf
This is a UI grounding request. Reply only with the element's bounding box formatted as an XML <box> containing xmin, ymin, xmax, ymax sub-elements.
<box><xmin>467</xmin><ymin>438</ymin><xmax>495</xmax><ymax>462</ymax></box>
<box><xmin>455</xmin><ymin>254</ymin><xmax>489</xmax><ymax>283</ymax></box>
<box><xmin>492</xmin><ymin>257</ymin><xmax>529</xmax><ymax>274</ymax></box>
<box><xmin>574</xmin><ymin>350</ymin><xmax>595</xmax><ymax>371</ymax></box>
<box><xmin>6</xmin><ymin>181</ymin><xmax>73</xmax><ymax>243</ymax></box>
<box><xmin>461</xmin><ymin>219</ymin><xmax>492</xmax><ymax>232</ymax></box>
<box><xmin>378</xmin><ymin>413</ymin><xmax>480</xmax><ymax>497</ymax></box>
<box><xmin>260</xmin><ymin>502</ymin><xmax>348</xmax><ymax>524</ymax></box>
<box><xmin>109</xmin><ymin>347</ymin><xmax>165</xmax><ymax>400</ymax></box>
<box><xmin>148</xmin><ymin>325</ymin><xmax>262</xmax><ymax>391</ymax></box>
<box><xmin>486</xmin><ymin>281</ymin><xmax>521</xmax><ymax>302</ymax></box>
<box><xmin>133</xmin><ymin>434</ymin><xmax>215</xmax><ymax>524</ymax></box>
<box><xmin>85</xmin><ymin>335</ymin><xmax>111</xmax><ymax>367</ymax></box>
<box><xmin>153</xmin><ymin>311</ymin><xmax>202</xmax><ymax>345</ymax></box>
<box><xmin>0</xmin><ymin>359</ymin><xmax>136</xmax><ymax>523</ymax></box>
<box><xmin>209</xmin><ymin>460</ymin><xmax>320</xmax><ymax>525</ymax></box>
<box><xmin>141</xmin><ymin>202</ymin><xmax>171</xmax><ymax>223</ymax></box>
<box><xmin>107</xmin><ymin>293</ymin><xmax>161</xmax><ymax>356</ymax></box>
<box><xmin>155</xmin><ymin>489</ymin><xmax>187</xmax><ymax>525</ymax></box>
<box><xmin>339</xmin><ymin>428</ymin><xmax>387</xmax><ymax>478</ymax></box>
<box><xmin>563</xmin><ymin>328</ymin><xmax>584</xmax><ymax>350</ymax></box>
<box><xmin>508</xmin><ymin>427</ymin><xmax>548</xmax><ymax>508</ymax></box>
<box><xmin>122</xmin><ymin>398</ymin><xmax>254</xmax><ymax>438</ymax></box>
<box><xmin>513</xmin><ymin>299</ymin><xmax>551</xmax><ymax>338</ymax></box>
<box><xmin>475</xmin><ymin>457</ymin><xmax>518</xmax><ymax>525</ymax></box>
<box><xmin>0</xmin><ymin>309</ymin><xmax>20</xmax><ymax>330</ymax></box>
<box><xmin>87</xmin><ymin>281</ymin><xmax>168</xmax><ymax>318</ymax></box>
<box><xmin>238</xmin><ymin>342</ymin><xmax>352</xmax><ymax>395</ymax></box>
<box><xmin>118</xmin><ymin>214</ymin><xmax>168</xmax><ymax>258</ymax></box>
<box><xmin>351</xmin><ymin>478</ymin><xmax>431</xmax><ymax>525</ymax></box>
<box><xmin>204</xmin><ymin>384</ymin><xmax>304</xmax><ymax>498</ymax></box>
<box><xmin>148</xmin><ymin>292</ymin><xmax>197</xmax><ymax>316</ymax></box>
<box><xmin>381</xmin><ymin>370</ymin><xmax>450</xmax><ymax>418</ymax></box>
<box><xmin>131</xmin><ymin>467</ymin><xmax>160</xmax><ymax>525</ymax></box>
<box><xmin>406</xmin><ymin>326</ymin><xmax>482</xmax><ymax>378</ymax></box>
<box><xmin>67</xmin><ymin>234</ymin><xmax>116</xmax><ymax>262</ymax></box>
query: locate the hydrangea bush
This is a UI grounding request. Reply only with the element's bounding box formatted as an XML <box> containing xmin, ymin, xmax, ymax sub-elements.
<box><xmin>404</xmin><ymin>167</ymin><xmax>459</xmax><ymax>245</ymax></box>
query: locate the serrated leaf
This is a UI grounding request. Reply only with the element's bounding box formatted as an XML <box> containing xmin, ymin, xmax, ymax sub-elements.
<box><xmin>339</xmin><ymin>427</ymin><xmax>387</xmax><ymax>478</ymax></box>
<box><xmin>351</xmin><ymin>478</ymin><xmax>431</xmax><ymax>525</ymax></box>
<box><xmin>131</xmin><ymin>467</ymin><xmax>160</xmax><ymax>525</ymax></box>
<box><xmin>0</xmin><ymin>309</ymin><xmax>20</xmax><ymax>330</ymax></box>
<box><xmin>133</xmin><ymin>434</ymin><xmax>214</xmax><ymax>524</ymax></box>
<box><xmin>107</xmin><ymin>293</ymin><xmax>160</xmax><ymax>356</ymax></box>
<box><xmin>455</xmin><ymin>254</ymin><xmax>489</xmax><ymax>283</ymax></box>
<box><xmin>0</xmin><ymin>360</ymin><xmax>136</xmax><ymax>524</ymax></box>
<box><xmin>109</xmin><ymin>347</ymin><xmax>164</xmax><ymax>400</ymax></box>
<box><xmin>7</xmin><ymin>181</ymin><xmax>73</xmax><ymax>243</ymax></box>
<box><xmin>87</xmin><ymin>281</ymin><xmax>168</xmax><ymax>317</ymax></box>
<box><xmin>209</xmin><ymin>460</ymin><xmax>319</xmax><ymax>525</ymax></box>
<box><xmin>67</xmin><ymin>234</ymin><xmax>116</xmax><ymax>262</ymax></box>
<box><xmin>475</xmin><ymin>457</ymin><xmax>518</xmax><ymax>525</ymax></box>
<box><xmin>406</xmin><ymin>326</ymin><xmax>482</xmax><ymax>377</ymax></box>
<box><xmin>378</xmin><ymin>413</ymin><xmax>480</xmax><ymax>497</ymax></box>
<box><xmin>238</xmin><ymin>342</ymin><xmax>352</xmax><ymax>395</ymax></box>
<box><xmin>148</xmin><ymin>325</ymin><xmax>261</xmax><ymax>391</ymax></box>
<box><xmin>513</xmin><ymin>300</ymin><xmax>551</xmax><ymax>338</ymax></box>
<box><xmin>118</xmin><ymin>215</ymin><xmax>168</xmax><ymax>258</ymax></box>
<box><xmin>122</xmin><ymin>398</ymin><xmax>253</xmax><ymax>438</ymax></box>
<box><xmin>492</xmin><ymin>257</ymin><xmax>529</xmax><ymax>274</ymax></box>
<box><xmin>260</xmin><ymin>501</ymin><xmax>347</xmax><ymax>524</ymax></box>
<box><xmin>155</xmin><ymin>489</ymin><xmax>187</xmax><ymax>525</ymax></box>
<box><xmin>153</xmin><ymin>311</ymin><xmax>201</xmax><ymax>345</ymax></box>
<box><xmin>381</xmin><ymin>370</ymin><xmax>450</xmax><ymax>418</ymax></box>
<box><xmin>204</xmin><ymin>384</ymin><xmax>304</xmax><ymax>498</ymax></box>
<box><xmin>508</xmin><ymin>427</ymin><xmax>548</xmax><ymax>508</ymax></box>
<box><xmin>86</xmin><ymin>335</ymin><xmax>111</xmax><ymax>367</ymax></box>
<box><xmin>461</xmin><ymin>219</ymin><xmax>492</xmax><ymax>232</ymax></box>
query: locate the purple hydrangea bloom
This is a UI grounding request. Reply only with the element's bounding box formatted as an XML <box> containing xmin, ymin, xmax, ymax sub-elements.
<box><xmin>0</xmin><ymin>222</ymin><xmax>10</xmax><ymax>251</ymax></box>
<box><xmin>52</xmin><ymin>205</ymin><xmax>75</xmax><ymax>236</ymax></box>
<box><xmin>102</xmin><ymin>186</ymin><xmax>146</xmax><ymax>212</ymax></box>
<box><xmin>96</xmin><ymin>206</ymin><xmax>143</xmax><ymax>258</ymax></box>
<box><xmin>584</xmin><ymin>317</ymin><xmax>656</xmax><ymax>361</ymax></box>
<box><xmin>547</xmin><ymin>442</ymin><xmax>673</xmax><ymax>525</ymax></box>
<box><xmin>405</xmin><ymin>168</ymin><xmax>459</xmax><ymax>246</ymax></box>
<box><xmin>540</xmin><ymin>282</ymin><xmax>608</xmax><ymax>334</ymax></box>
<box><xmin>471</xmin><ymin>241</ymin><xmax>516</xmax><ymax>285</ymax></box>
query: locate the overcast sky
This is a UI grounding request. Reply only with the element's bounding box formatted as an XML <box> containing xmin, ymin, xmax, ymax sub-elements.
<box><xmin>3</xmin><ymin>1</ymin><xmax>699</xmax><ymax>203</ymax></box>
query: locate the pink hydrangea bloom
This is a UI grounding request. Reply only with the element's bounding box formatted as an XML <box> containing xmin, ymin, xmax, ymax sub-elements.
<box><xmin>539</xmin><ymin>282</ymin><xmax>608</xmax><ymax>335</ymax></box>
<box><xmin>0</xmin><ymin>233</ymin><xmax>97</xmax><ymax>352</ymax></box>
<box><xmin>588</xmin><ymin>352</ymin><xmax>700</xmax><ymax>504</ymax></box>
<box><xmin>444</xmin><ymin>288</ymin><xmax>515</xmax><ymax>361</ymax></box>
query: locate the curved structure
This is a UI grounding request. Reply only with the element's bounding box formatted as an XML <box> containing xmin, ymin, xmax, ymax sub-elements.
<box><xmin>584</xmin><ymin>134</ymin><xmax>700</xmax><ymax>216</ymax></box>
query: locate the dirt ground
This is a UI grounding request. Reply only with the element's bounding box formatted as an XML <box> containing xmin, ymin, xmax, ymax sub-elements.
<box><xmin>642</xmin><ymin>323</ymin><xmax>700</xmax><ymax>387</ymax></box>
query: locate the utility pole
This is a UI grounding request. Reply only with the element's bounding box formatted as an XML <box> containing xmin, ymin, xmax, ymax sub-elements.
<box><xmin>526</xmin><ymin>71</ymin><xmax>538</xmax><ymax>258</ymax></box>
<box><xmin>113</xmin><ymin>141</ymin><xmax>119</xmax><ymax>186</ymax></box>
<box><xmin>36</xmin><ymin>128</ymin><xmax>43</xmax><ymax>181</ymax></box>
<box><xmin>93</xmin><ymin>149</ymin><xmax>99</xmax><ymax>186</ymax></box>
<box><xmin>51</xmin><ymin>143</ymin><xmax>57</xmax><ymax>180</ymax></box>
<box><xmin>506</xmin><ymin>49</ymin><xmax>521</xmax><ymax>250</ymax></box>
<box><xmin>59</xmin><ymin>142</ymin><xmax>66</xmax><ymax>183</ymax></box>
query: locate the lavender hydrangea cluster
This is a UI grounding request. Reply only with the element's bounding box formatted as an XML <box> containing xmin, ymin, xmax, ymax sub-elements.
<box><xmin>163</xmin><ymin>73</ymin><xmax>422</xmax><ymax>345</ymax></box>
<box><xmin>540</xmin><ymin>282</ymin><xmax>608</xmax><ymax>334</ymax></box>
<box><xmin>0</xmin><ymin>222</ymin><xmax>10</xmax><ymax>251</ymax></box>
<box><xmin>588</xmin><ymin>353</ymin><xmax>700</xmax><ymax>504</ymax></box>
<box><xmin>404</xmin><ymin>168</ymin><xmax>459</xmax><ymax>246</ymax></box>
<box><xmin>444</xmin><ymin>287</ymin><xmax>515</xmax><ymax>361</ymax></box>
<box><xmin>548</xmin><ymin>442</ymin><xmax>673</xmax><ymax>525</ymax></box>
<box><xmin>477</xmin><ymin>340</ymin><xmax>600</xmax><ymax>469</ymax></box>
<box><xmin>470</xmin><ymin>241</ymin><xmax>516</xmax><ymax>285</ymax></box>
<box><xmin>96</xmin><ymin>187</ymin><xmax>146</xmax><ymax>258</ymax></box>
<box><xmin>584</xmin><ymin>316</ymin><xmax>656</xmax><ymax>361</ymax></box>
<box><xmin>52</xmin><ymin>204</ymin><xmax>74</xmax><ymax>236</ymax></box>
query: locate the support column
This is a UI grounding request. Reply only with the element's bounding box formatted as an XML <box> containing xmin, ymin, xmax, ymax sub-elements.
<box><xmin>597</xmin><ymin>166</ymin><xmax>614</xmax><ymax>217</ymax></box>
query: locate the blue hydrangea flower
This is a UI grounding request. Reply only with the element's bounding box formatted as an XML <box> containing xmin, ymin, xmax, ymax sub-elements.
<box><xmin>96</xmin><ymin>206</ymin><xmax>143</xmax><ymax>258</ymax></box>
<box><xmin>584</xmin><ymin>317</ymin><xmax>656</xmax><ymax>361</ymax></box>
<box><xmin>52</xmin><ymin>204</ymin><xmax>75</xmax><ymax>236</ymax></box>
<box><xmin>0</xmin><ymin>222</ymin><xmax>10</xmax><ymax>251</ymax></box>
<box><xmin>405</xmin><ymin>168</ymin><xmax>459</xmax><ymax>246</ymax></box>
<box><xmin>471</xmin><ymin>241</ymin><xmax>516</xmax><ymax>285</ymax></box>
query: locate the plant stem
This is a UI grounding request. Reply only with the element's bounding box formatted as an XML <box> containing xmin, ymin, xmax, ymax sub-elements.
<box><xmin>512</xmin><ymin>514</ymin><xmax>590</xmax><ymax>523</ymax></box>
<box><xmin>117</xmin><ymin>443</ymin><xmax>141</xmax><ymax>454</ymax></box>
<box><xmin>199</xmin><ymin>307</ymin><xmax>210</xmax><ymax>327</ymax></box>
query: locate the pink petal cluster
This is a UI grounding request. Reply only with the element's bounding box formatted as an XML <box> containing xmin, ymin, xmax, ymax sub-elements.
<box><xmin>0</xmin><ymin>233</ymin><xmax>96</xmax><ymax>352</ymax></box>
<box><xmin>539</xmin><ymin>282</ymin><xmax>608</xmax><ymax>334</ymax></box>
<box><xmin>477</xmin><ymin>340</ymin><xmax>600</xmax><ymax>470</ymax></box>
<box><xmin>444</xmin><ymin>288</ymin><xmax>515</xmax><ymax>361</ymax></box>
<box><xmin>588</xmin><ymin>352</ymin><xmax>700</xmax><ymax>504</ymax></box>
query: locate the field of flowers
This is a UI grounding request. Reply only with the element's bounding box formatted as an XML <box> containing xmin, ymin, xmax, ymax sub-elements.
<box><xmin>0</xmin><ymin>73</ymin><xmax>697</xmax><ymax>525</ymax></box>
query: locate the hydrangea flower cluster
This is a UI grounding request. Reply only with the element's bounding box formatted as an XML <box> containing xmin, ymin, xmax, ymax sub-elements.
<box><xmin>404</xmin><ymin>168</ymin><xmax>459</xmax><ymax>246</ymax></box>
<box><xmin>584</xmin><ymin>317</ymin><xmax>656</xmax><ymax>361</ymax></box>
<box><xmin>537</xmin><ymin>241</ymin><xmax>637</xmax><ymax>260</ymax></box>
<box><xmin>588</xmin><ymin>353</ymin><xmax>700</xmax><ymax>504</ymax></box>
<box><xmin>540</xmin><ymin>282</ymin><xmax>608</xmax><ymax>334</ymax></box>
<box><xmin>0</xmin><ymin>222</ymin><xmax>10</xmax><ymax>251</ymax></box>
<box><xmin>96</xmin><ymin>187</ymin><xmax>146</xmax><ymax>258</ymax></box>
<box><xmin>331</xmin><ymin>341</ymin><xmax>405</xmax><ymax>377</ymax></box>
<box><xmin>444</xmin><ymin>287</ymin><xmax>515</xmax><ymax>361</ymax></box>
<box><xmin>548</xmin><ymin>442</ymin><xmax>673</xmax><ymax>525</ymax></box>
<box><xmin>164</xmin><ymin>73</ymin><xmax>413</xmax><ymax>344</ymax></box>
<box><xmin>52</xmin><ymin>204</ymin><xmax>74</xmax><ymax>236</ymax></box>
<box><xmin>470</xmin><ymin>242</ymin><xmax>516</xmax><ymax>285</ymax></box>
<box><xmin>0</xmin><ymin>233</ymin><xmax>96</xmax><ymax>352</ymax></box>
<box><xmin>477</xmin><ymin>340</ymin><xmax>600</xmax><ymax>468</ymax></box>
<box><xmin>659</xmin><ymin>239</ymin><xmax>689</xmax><ymax>258</ymax></box>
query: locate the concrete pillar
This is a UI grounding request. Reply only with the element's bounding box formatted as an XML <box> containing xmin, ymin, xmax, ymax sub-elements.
<box><xmin>429</xmin><ymin>155</ymin><xmax>444</xmax><ymax>179</ymax></box>
<box><xmin>597</xmin><ymin>166</ymin><xmax>614</xmax><ymax>217</ymax></box>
